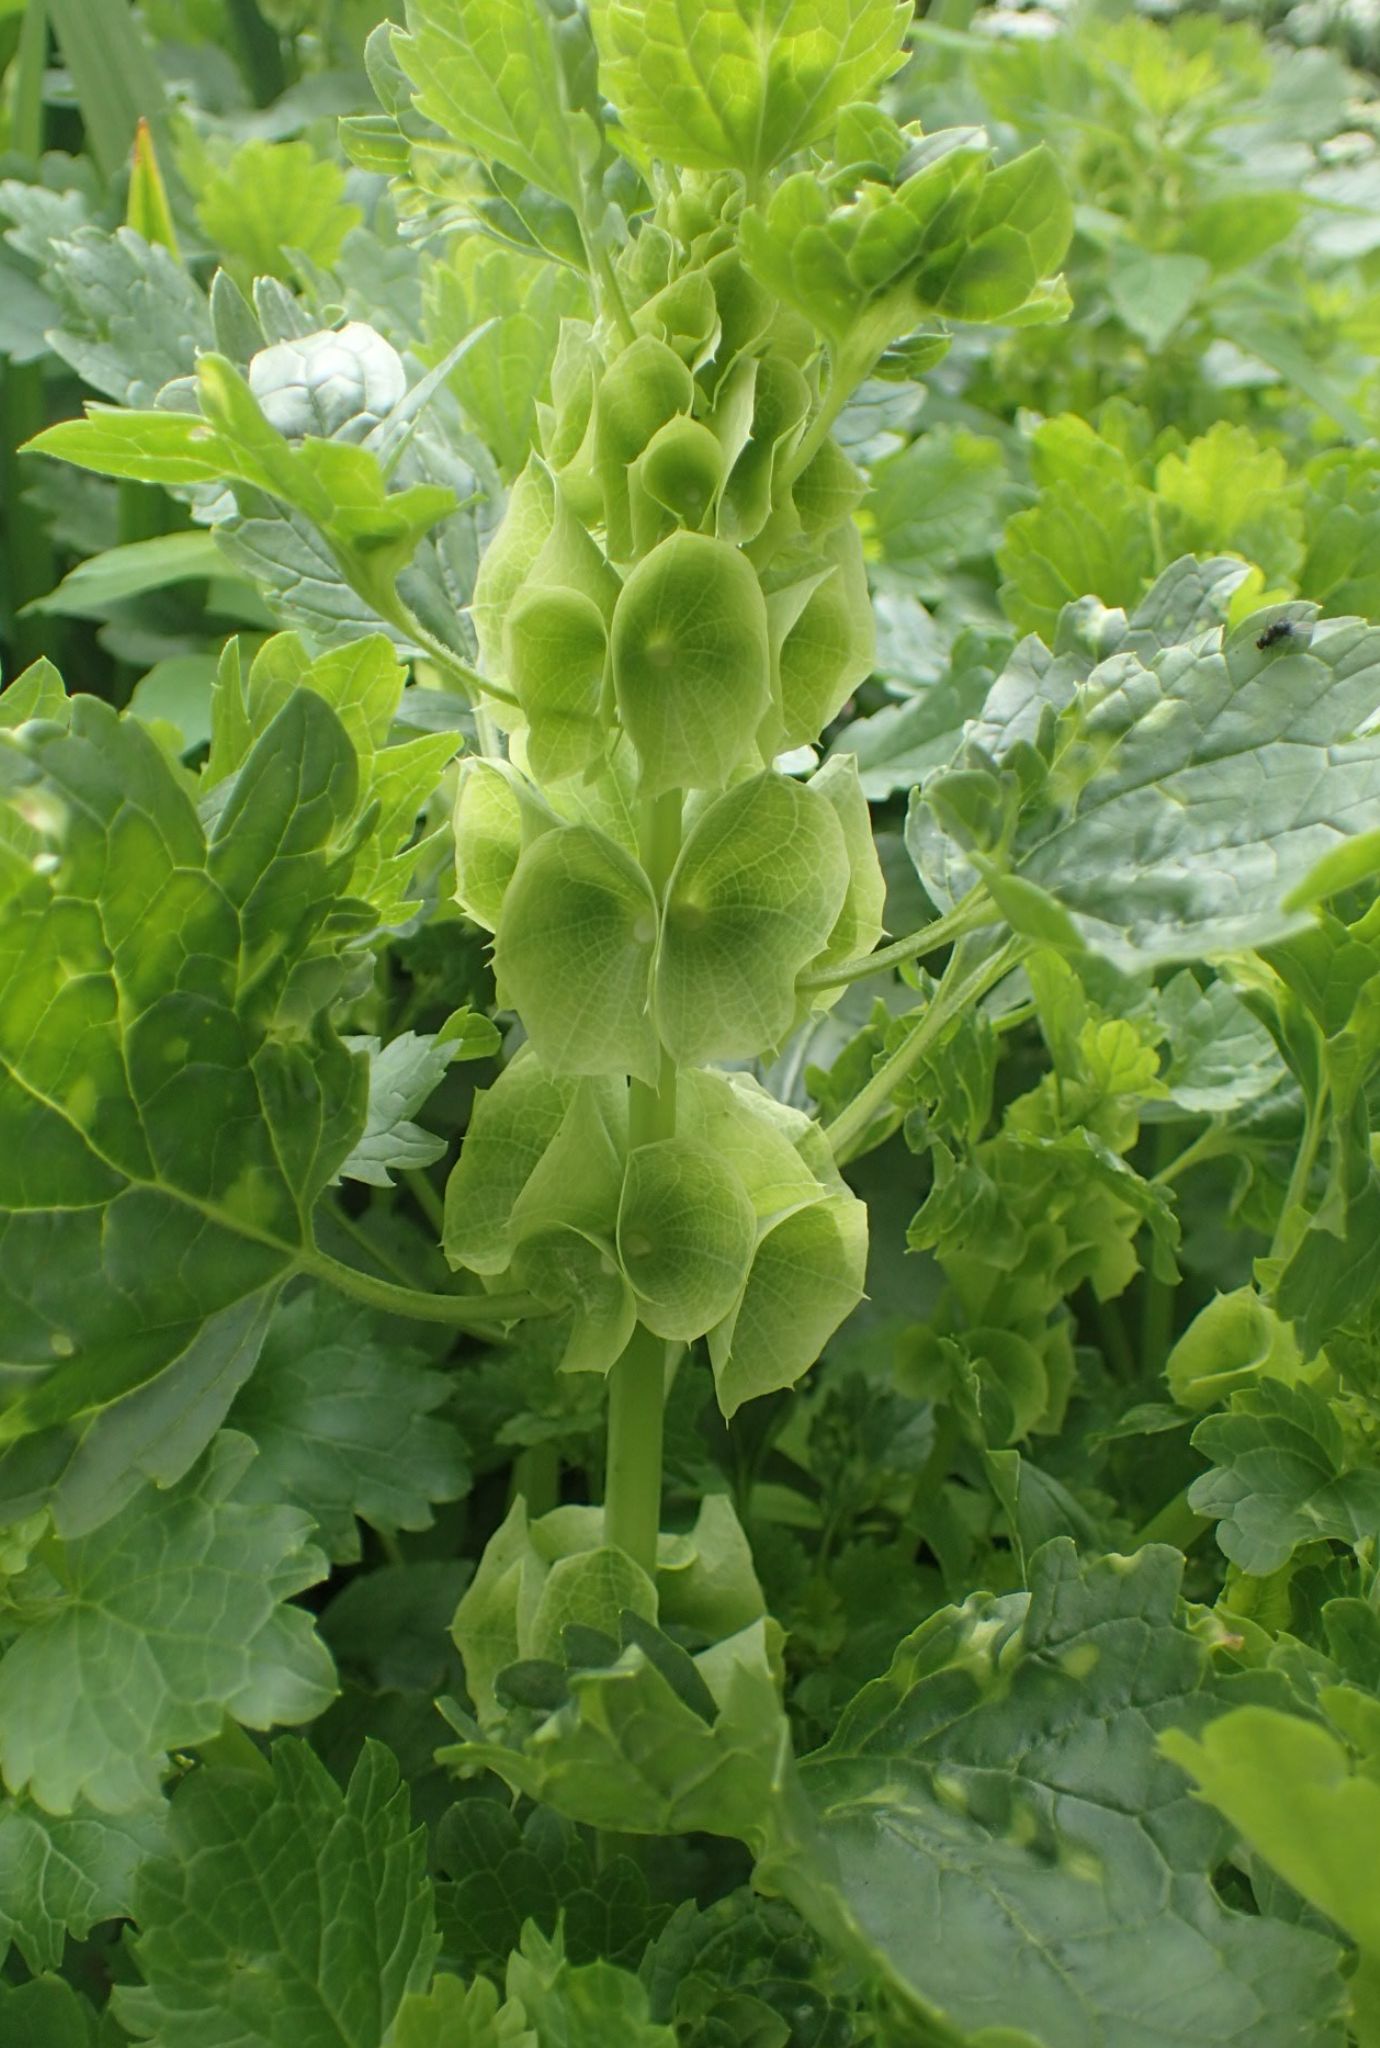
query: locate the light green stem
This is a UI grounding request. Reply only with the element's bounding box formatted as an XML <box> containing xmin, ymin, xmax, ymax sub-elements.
<box><xmin>1270</xmin><ymin>1091</ymin><xmax>1326</xmax><ymax>1265</ymax></box>
<box><xmin>604</xmin><ymin>1320</ymin><xmax>669</xmax><ymax>1576</ymax></box>
<box><xmin>1134</xmin><ymin>1486</ymin><xmax>1211</xmax><ymax>1553</ymax></box>
<box><xmin>298</xmin><ymin>1243</ymin><xmax>545</xmax><ymax>1329</ymax></box>
<box><xmin>825</xmin><ymin>936</ymin><xmax>1027</xmax><ymax>1165</ymax></box>
<box><xmin>604</xmin><ymin>790</ymin><xmax>682</xmax><ymax>1574</ymax></box>
<box><xmin>797</xmin><ymin>889</ymin><xmax>996</xmax><ymax>992</ymax></box>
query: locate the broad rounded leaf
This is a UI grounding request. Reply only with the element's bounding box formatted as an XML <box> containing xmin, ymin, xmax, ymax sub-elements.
<box><xmin>771</xmin><ymin>1543</ymin><xmax>1345</xmax><ymax>2048</ymax></box>
<box><xmin>0</xmin><ymin>1434</ymin><xmax>334</xmax><ymax>1814</ymax></box>
<box><xmin>0</xmin><ymin>693</ymin><xmax>367</xmax><ymax>1440</ymax></box>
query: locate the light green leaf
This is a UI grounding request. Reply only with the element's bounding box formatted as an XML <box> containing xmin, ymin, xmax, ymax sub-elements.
<box><xmin>831</xmin><ymin>624</ymin><xmax>1007</xmax><ymax>800</ymax></box>
<box><xmin>611</xmin><ymin>532</ymin><xmax>771</xmax><ymax>797</ymax></box>
<box><xmin>1105</xmin><ymin>247</ymin><xmax>1210</xmax><ymax>352</ymax></box>
<box><xmin>228</xmin><ymin>1290</ymin><xmax>471</xmax><ymax>1564</ymax></box>
<box><xmin>395</xmin><ymin>0</ymin><xmax>596</xmax><ymax>208</ymax></box>
<box><xmin>0</xmin><ymin>1434</ymin><xmax>334</xmax><ymax>1814</ymax></box>
<box><xmin>494</xmin><ymin>824</ymin><xmax>659</xmax><ymax>1082</ymax></box>
<box><xmin>1301</xmin><ymin>449</ymin><xmax>1380</xmax><ymax>619</ymax></box>
<box><xmin>937</xmin><ymin>144</ymin><xmax>1074</xmax><ymax>323</ymax></box>
<box><xmin>805</xmin><ymin>753</ymin><xmax>887</xmax><ymax>994</ymax></box>
<box><xmin>117</xmin><ymin>1740</ymin><xmax>437</xmax><ymax>2048</ymax></box>
<box><xmin>450</xmin><ymin>1497</ymin><xmax>548</xmax><ymax>1726</ymax></box>
<box><xmin>1162</xmin><ymin>1707</ymin><xmax>1380</xmax><ymax>1960</ymax></box>
<box><xmin>0</xmin><ymin>1290</ymin><xmax>281</xmax><ymax>1547</ymax></box>
<box><xmin>39</xmin><ymin>224</ymin><xmax>211</xmax><ymax>409</ymax></box>
<box><xmin>590</xmin><ymin>0</ymin><xmax>911</xmax><ymax>179</ymax></box>
<box><xmin>425</xmin><ymin>239</ymin><xmax>591</xmax><ymax>480</ymax></box>
<box><xmin>190</xmin><ymin>138</ymin><xmax>362</xmax><ymax>285</ymax></box>
<box><xmin>387</xmin><ymin>1973</ymin><xmax>535</xmax><ymax>2048</ymax></box>
<box><xmin>617</xmin><ymin>1139</ymin><xmax>757</xmax><ymax>1342</ymax></box>
<box><xmin>27</xmin><ymin>407</ymin><xmax>238</xmax><ymax>487</ymax></box>
<box><xmin>998</xmin><ymin>417</ymin><xmax>1158</xmax><ymax>639</ymax></box>
<box><xmin>527</xmin><ymin>1546</ymin><xmax>658</xmax><ymax>1663</ymax></box>
<box><xmin>1154</xmin><ymin>423</ymin><xmax>1305</xmax><ymax>589</ymax></box>
<box><xmin>1188</xmin><ymin>1379</ymin><xmax>1380</xmax><ymax>1576</ymax></box>
<box><xmin>869</xmin><ymin>426</ymin><xmax>1014</xmax><ymax>596</ymax></box>
<box><xmin>128</xmin><ymin>657</ymin><xmax>221</xmax><ymax>754</ymax></box>
<box><xmin>772</xmin><ymin>1542</ymin><xmax>1345</xmax><ymax>2048</ymax></box>
<box><xmin>442</xmin><ymin>1614</ymin><xmax>788</xmax><ymax>1848</ymax></box>
<box><xmin>657</xmin><ymin>773</ymin><xmax>848</xmax><ymax>1063</ymax></box>
<box><xmin>0</xmin><ymin>1974</ymin><xmax>99</xmax><ymax>2047</ymax></box>
<box><xmin>0</xmin><ymin>690</ymin><xmax>369</xmax><ymax>1440</ymax></box>
<box><xmin>215</xmin><ymin>633</ymin><xmax>461</xmax><ymax>927</ymax></box>
<box><xmin>505</xmin><ymin>1922</ymin><xmax>676</xmax><ymax>2047</ymax></box>
<box><xmin>0</xmin><ymin>1798</ymin><xmax>165</xmax><ymax>1973</ymax></box>
<box><xmin>1153</xmin><ymin>971</ymin><xmax>1285</xmax><ymax>1116</ymax></box>
<box><xmin>339</xmin><ymin>1033</ymin><xmax>456</xmax><ymax>1189</ymax></box>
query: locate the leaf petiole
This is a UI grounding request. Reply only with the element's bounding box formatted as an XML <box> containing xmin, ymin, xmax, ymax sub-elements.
<box><xmin>296</xmin><ymin>1244</ymin><xmax>548</xmax><ymax>1330</ymax></box>
<box><xmin>798</xmin><ymin>889</ymin><xmax>996</xmax><ymax>991</ymax></box>
<box><xmin>825</xmin><ymin>934</ymin><xmax>1028</xmax><ymax>1165</ymax></box>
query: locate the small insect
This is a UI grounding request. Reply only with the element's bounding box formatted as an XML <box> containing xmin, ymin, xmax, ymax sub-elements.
<box><xmin>1256</xmin><ymin>619</ymin><xmax>1296</xmax><ymax>650</ymax></box>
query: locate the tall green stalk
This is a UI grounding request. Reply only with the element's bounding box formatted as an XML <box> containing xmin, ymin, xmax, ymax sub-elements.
<box><xmin>604</xmin><ymin>789</ymin><xmax>682</xmax><ymax>1571</ymax></box>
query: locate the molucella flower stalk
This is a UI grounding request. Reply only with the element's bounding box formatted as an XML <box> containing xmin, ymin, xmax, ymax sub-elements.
<box><xmin>444</xmin><ymin>186</ymin><xmax>881</xmax><ymax>1570</ymax></box>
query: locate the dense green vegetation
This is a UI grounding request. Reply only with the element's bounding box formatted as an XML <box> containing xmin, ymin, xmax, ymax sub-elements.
<box><xmin>6</xmin><ymin>1</ymin><xmax>1380</xmax><ymax>2042</ymax></box>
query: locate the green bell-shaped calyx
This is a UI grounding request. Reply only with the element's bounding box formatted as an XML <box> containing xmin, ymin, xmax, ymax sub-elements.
<box><xmin>494</xmin><ymin>824</ymin><xmax>660</xmax><ymax>1082</ymax></box>
<box><xmin>453</xmin><ymin>757</ymin><xmax>557</xmax><ymax>932</ymax></box>
<box><xmin>505</xmin><ymin>584</ymin><xmax>609</xmax><ymax>782</ymax></box>
<box><xmin>656</xmin><ymin>773</ymin><xmax>849</xmax><ymax>1062</ymax></box>
<box><xmin>611</xmin><ymin>531</ymin><xmax>772</xmax><ymax>796</ymax></box>
<box><xmin>617</xmin><ymin>1138</ymin><xmax>757</xmax><ymax>1341</ymax></box>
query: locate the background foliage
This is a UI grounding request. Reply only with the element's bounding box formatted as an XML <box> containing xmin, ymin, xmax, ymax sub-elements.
<box><xmin>7</xmin><ymin>1</ymin><xmax>1380</xmax><ymax>2043</ymax></box>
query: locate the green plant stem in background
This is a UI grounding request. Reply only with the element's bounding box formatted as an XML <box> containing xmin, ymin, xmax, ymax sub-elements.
<box><xmin>797</xmin><ymin>889</ymin><xmax>996</xmax><ymax>991</ymax></box>
<box><xmin>223</xmin><ymin>0</ymin><xmax>288</xmax><ymax>107</ymax></box>
<box><xmin>826</xmin><ymin>935</ymin><xmax>1027</xmax><ymax>1164</ymax></box>
<box><xmin>1134</xmin><ymin>1485</ymin><xmax>1211</xmax><ymax>1553</ymax></box>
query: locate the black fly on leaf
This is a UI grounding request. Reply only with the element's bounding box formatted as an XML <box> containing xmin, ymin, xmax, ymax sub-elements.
<box><xmin>1256</xmin><ymin>619</ymin><xmax>1295</xmax><ymax>650</ymax></box>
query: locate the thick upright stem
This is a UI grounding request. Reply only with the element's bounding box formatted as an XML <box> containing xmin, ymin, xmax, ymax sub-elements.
<box><xmin>604</xmin><ymin>1320</ymin><xmax>668</xmax><ymax>1575</ymax></box>
<box><xmin>603</xmin><ymin>790</ymin><xmax>682</xmax><ymax>1574</ymax></box>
